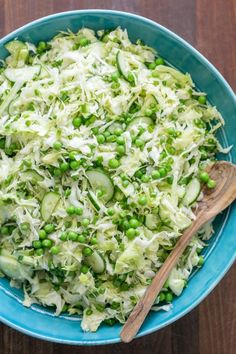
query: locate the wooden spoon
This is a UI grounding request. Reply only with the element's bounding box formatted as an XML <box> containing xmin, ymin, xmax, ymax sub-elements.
<box><xmin>120</xmin><ymin>161</ymin><xmax>236</xmax><ymax>343</ymax></box>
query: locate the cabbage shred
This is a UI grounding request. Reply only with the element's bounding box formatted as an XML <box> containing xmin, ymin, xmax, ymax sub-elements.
<box><xmin>0</xmin><ymin>28</ymin><xmax>226</xmax><ymax>332</ymax></box>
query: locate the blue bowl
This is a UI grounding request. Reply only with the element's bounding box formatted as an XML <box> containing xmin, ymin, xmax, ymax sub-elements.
<box><xmin>0</xmin><ymin>10</ymin><xmax>235</xmax><ymax>345</ymax></box>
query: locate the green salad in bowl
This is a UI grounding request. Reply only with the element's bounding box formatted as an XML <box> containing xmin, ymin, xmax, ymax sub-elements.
<box><xmin>0</xmin><ymin>27</ymin><xmax>228</xmax><ymax>332</ymax></box>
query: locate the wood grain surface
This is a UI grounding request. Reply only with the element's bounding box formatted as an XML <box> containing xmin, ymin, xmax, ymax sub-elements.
<box><xmin>0</xmin><ymin>1</ymin><xmax>235</xmax><ymax>353</ymax></box>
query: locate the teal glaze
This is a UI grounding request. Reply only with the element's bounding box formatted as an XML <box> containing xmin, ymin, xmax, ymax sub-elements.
<box><xmin>0</xmin><ymin>10</ymin><xmax>235</xmax><ymax>345</ymax></box>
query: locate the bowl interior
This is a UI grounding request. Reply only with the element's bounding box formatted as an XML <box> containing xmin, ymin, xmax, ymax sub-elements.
<box><xmin>0</xmin><ymin>10</ymin><xmax>235</xmax><ymax>345</ymax></box>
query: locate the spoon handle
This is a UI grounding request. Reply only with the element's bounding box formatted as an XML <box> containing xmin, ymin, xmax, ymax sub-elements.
<box><xmin>120</xmin><ymin>211</ymin><xmax>205</xmax><ymax>343</ymax></box>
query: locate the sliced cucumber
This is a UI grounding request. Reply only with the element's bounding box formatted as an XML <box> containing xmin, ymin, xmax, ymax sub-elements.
<box><xmin>41</xmin><ymin>192</ymin><xmax>60</xmax><ymax>221</ymax></box>
<box><xmin>5</xmin><ymin>40</ymin><xmax>26</xmax><ymax>53</ymax></box>
<box><xmin>145</xmin><ymin>213</ymin><xmax>161</xmax><ymax>230</ymax></box>
<box><xmin>88</xmin><ymin>190</ymin><xmax>101</xmax><ymax>211</ymax></box>
<box><xmin>107</xmin><ymin>122</ymin><xmax>123</xmax><ymax>134</ymax></box>
<box><xmin>126</xmin><ymin>116</ymin><xmax>153</xmax><ymax>133</ymax></box>
<box><xmin>4</xmin><ymin>65</ymin><xmax>41</xmax><ymax>82</ymax></box>
<box><xmin>22</xmin><ymin>170</ymin><xmax>44</xmax><ymax>183</ymax></box>
<box><xmin>86</xmin><ymin>251</ymin><xmax>105</xmax><ymax>274</ymax></box>
<box><xmin>116</xmin><ymin>50</ymin><xmax>135</xmax><ymax>82</ymax></box>
<box><xmin>141</xmin><ymin>94</ymin><xmax>158</xmax><ymax>114</ymax></box>
<box><xmin>182</xmin><ymin>178</ymin><xmax>201</xmax><ymax>206</ymax></box>
<box><xmin>86</xmin><ymin>169</ymin><xmax>114</xmax><ymax>204</ymax></box>
<box><xmin>175</xmin><ymin>212</ymin><xmax>192</xmax><ymax>230</ymax></box>
<box><xmin>0</xmin><ymin>254</ymin><xmax>33</xmax><ymax>280</ymax></box>
<box><xmin>5</xmin><ymin>40</ymin><xmax>28</xmax><ymax>68</ymax></box>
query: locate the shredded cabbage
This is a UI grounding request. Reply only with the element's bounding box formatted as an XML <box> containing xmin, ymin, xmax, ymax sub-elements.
<box><xmin>0</xmin><ymin>27</ymin><xmax>228</xmax><ymax>332</ymax></box>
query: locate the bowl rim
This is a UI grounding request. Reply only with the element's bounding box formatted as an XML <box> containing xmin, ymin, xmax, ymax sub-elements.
<box><xmin>0</xmin><ymin>9</ymin><xmax>235</xmax><ymax>346</ymax></box>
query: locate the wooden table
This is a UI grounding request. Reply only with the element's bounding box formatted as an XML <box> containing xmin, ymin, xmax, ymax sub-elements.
<box><xmin>0</xmin><ymin>1</ymin><xmax>235</xmax><ymax>353</ymax></box>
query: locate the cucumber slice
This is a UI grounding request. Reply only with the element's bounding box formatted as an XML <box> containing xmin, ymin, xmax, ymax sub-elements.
<box><xmin>41</xmin><ymin>192</ymin><xmax>60</xmax><ymax>221</ymax></box>
<box><xmin>5</xmin><ymin>40</ymin><xmax>27</xmax><ymax>54</ymax></box>
<box><xmin>88</xmin><ymin>191</ymin><xmax>101</xmax><ymax>211</ymax></box>
<box><xmin>141</xmin><ymin>94</ymin><xmax>158</xmax><ymax>114</ymax></box>
<box><xmin>107</xmin><ymin>122</ymin><xmax>123</xmax><ymax>134</ymax></box>
<box><xmin>86</xmin><ymin>251</ymin><xmax>105</xmax><ymax>274</ymax></box>
<box><xmin>86</xmin><ymin>169</ymin><xmax>114</xmax><ymax>203</ymax></box>
<box><xmin>126</xmin><ymin>116</ymin><xmax>153</xmax><ymax>133</ymax></box>
<box><xmin>182</xmin><ymin>178</ymin><xmax>201</xmax><ymax>206</ymax></box>
<box><xmin>145</xmin><ymin>213</ymin><xmax>161</xmax><ymax>230</ymax></box>
<box><xmin>4</xmin><ymin>65</ymin><xmax>41</xmax><ymax>82</ymax></box>
<box><xmin>116</xmin><ymin>50</ymin><xmax>135</xmax><ymax>82</ymax></box>
<box><xmin>22</xmin><ymin>170</ymin><xmax>44</xmax><ymax>183</ymax></box>
<box><xmin>0</xmin><ymin>255</ymin><xmax>33</xmax><ymax>280</ymax></box>
<box><xmin>5</xmin><ymin>40</ymin><xmax>28</xmax><ymax>68</ymax></box>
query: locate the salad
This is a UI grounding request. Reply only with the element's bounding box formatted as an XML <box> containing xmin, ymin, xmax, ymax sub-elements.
<box><xmin>0</xmin><ymin>28</ymin><xmax>228</xmax><ymax>332</ymax></box>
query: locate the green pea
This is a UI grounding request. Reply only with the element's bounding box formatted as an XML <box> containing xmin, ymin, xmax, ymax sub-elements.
<box><xmin>198</xmin><ymin>95</ymin><xmax>207</xmax><ymax>104</ymax></box>
<box><xmin>111</xmin><ymin>71</ymin><xmax>120</xmax><ymax>82</ymax></box>
<box><xmin>107</xmin><ymin>208</ymin><xmax>115</xmax><ymax>216</ymax></box>
<box><xmin>90</xmin><ymin>237</ymin><xmax>97</xmax><ymax>245</ymax></box>
<box><xmin>69</xmin><ymin>151</ymin><xmax>77</xmax><ymax>160</ymax></box>
<box><xmin>60</xmin><ymin>232</ymin><xmax>68</xmax><ymax>241</ymax></box>
<box><xmin>32</xmin><ymin>240</ymin><xmax>42</xmax><ymax>249</ymax></box>
<box><xmin>114</xmin><ymin>128</ymin><xmax>123</xmax><ymax>136</ymax></box>
<box><xmin>148</xmin><ymin>62</ymin><xmax>156</xmax><ymax>70</ymax></box>
<box><xmin>165</xmin><ymin>292</ymin><xmax>173</xmax><ymax>303</ymax></box>
<box><xmin>72</xmin><ymin>117</ymin><xmax>82</xmax><ymax>128</ymax></box>
<box><xmin>108</xmin><ymin>158</ymin><xmax>120</xmax><ymax>169</ymax></box>
<box><xmin>166</xmin><ymin>145</ymin><xmax>176</xmax><ymax>155</ymax></box>
<box><xmin>126</xmin><ymin>228</ymin><xmax>136</xmax><ymax>240</ymax></box>
<box><xmin>81</xmin><ymin>218</ymin><xmax>90</xmax><ymax>227</ymax></box>
<box><xmin>207</xmin><ymin>179</ymin><xmax>216</xmax><ymax>189</ymax></box>
<box><xmin>138</xmin><ymin>195</ymin><xmax>147</xmax><ymax>205</ymax></box>
<box><xmin>77</xmin><ymin>234</ymin><xmax>86</xmax><ymax>243</ymax></box>
<box><xmin>141</xmin><ymin>174</ymin><xmax>150</xmax><ymax>183</ymax></box>
<box><xmin>60</xmin><ymin>162</ymin><xmax>69</xmax><ymax>172</ymax></box>
<box><xmin>167</xmin><ymin>176</ymin><xmax>173</xmax><ymax>185</ymax></box>
<box><xmin>106</xmin><ymin>134</ymin><xmax>117</xmax><ymax>143</ymax></box>
<box><xmin>159</xmin><ymin>292</ymin><xmax>166</xmax><ymax>302</ymax></box>
<box><xmin>83</xmin><ymin>247</ymin><xmax>93</xmax><ymax>256</ymax></box>
<box><xmin>64</xmin><ymin>188</ymin><xmax>71</xmax><ymax>197</ymax></box>
<box><xmin>116</xmin><ymin>145</ymin><xmax>125</xmax><ymax>155</ymax></box>
<box><xmin>155</xmin><ymin>57</ymin><xmax>165</xmax><ymax>65</ymax></box>
<box><xmin>20</xmin><ymin>222</ymin><xmax>29</xmax><ymax>231</ymax></box>
<box><xmin>97</xmin><ymin>134</ymin><xmax>105</xmax><ymax>144</ymax></box>
<box><xmin>129</xmin><ymin>218</ymin><xmax>139</xmax><ymax>229</ymax></box>
<box><xmin>51</xmin><ymin>246</ymin><xmax>59</xmax><ymax>255</ymax></box>
<box><xmin>79</xmin><ymin>37</ymin><xmax>90</xmax><ymax>46</ymax></box>
<box><xmin>152</xmin><ymin>170</ymin><xmax>160</xmax><ymax>179</ymax></box>
<box><xmin>199</xmin><ymin>171</ymin><xmax>209</xmax><ymax>183</ymax></box>
<box><xmin>81</xmin><ymin>265</ymin><xmax>89</xmax><ymax>274</ymax></box>
<box><xmin>53</xmin><ymin>141</ymin><xmax>62</xmax><ymax>150</ymax></box>
<box><xmin>53</xmin><ymin>168</ymin><xmax>62</xmax><ymax>177</ymax></box>
<box><xmin>135</xmin><ymin>139</ymin><xmax>144</xmax><ymax>148</ymax></box>
<box><xmin>116</xmin><ymin>136</ymin><xmax>125</xmax><ymax>145</ymax></box>
<box><xmin>39</xmin><ymin>230</ymin><xmax>47</xmax><ymax>240</ymax></box>
<box><xmin>70</xmin><ymin>161</ymin><xmax>80</xmax><ymax>170</ymax></box>
<box><xmin>68</xmin><ymin>231</ymin><xmax>78</xmax><ymax>241</ymax></box>
<box><xmin>44</xmin><ymin>224</ymin><xmax>55</xmax><ymax>234</ymax></box>
<box><xmin>145</xmin><ymin>108</ymin><xmax>153</xmax><ymax>117</ymax></box>
<box><xmin>42</xmin><ymin>239</ymin><xmax>53</xmax><ymax>248</ymax></box>
<box><xmin>158</xmin><ymin>167</ymin><xmax>167</xmax><ymax>177</ymax></box>
<box><xmin>122</xmin><ymin>180</ymin><xmax>129</xmax><ymax>188</ymax></box>
<box><xmin>35</xmin><ymin>248</ymin><xmax>44</xmax><ymax>256</ymax></box>
<box><xmin>75</xmin><ymin>207</ymin><xmax>83</xmax><ymax>215</ymax></box>
<box><xmin>66</xmin><ymin>206</ymin><xmax>75</xmax><ymax>215</ymax></box>
<box><xmin>198</xmin><ymin>255</ymin><xmax>204</xmax><ymax>266</ymax></box>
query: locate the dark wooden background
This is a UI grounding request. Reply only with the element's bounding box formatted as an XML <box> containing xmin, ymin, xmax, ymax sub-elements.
<box><xmin>0</xmin><ymin>1</ymin><xmax>235</xmax><ymax>353</ymax></box>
